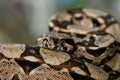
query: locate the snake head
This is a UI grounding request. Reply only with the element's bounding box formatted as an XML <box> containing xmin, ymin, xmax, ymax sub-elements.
<box><xmin>36</xmin><ymin>33</ymin><xmax>55</xmax><ymax>49</ymax></box>
<box><xmin>36</xmin><ymin>32</ymin><xmax>74</xmax><ymax>53</ymax></box>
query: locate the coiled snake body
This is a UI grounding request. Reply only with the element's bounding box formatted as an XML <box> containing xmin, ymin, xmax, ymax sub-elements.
<box><xmin>0</xmin><ymin>8</ymin><xmax>120</xmax><ymax>80</ymax></box>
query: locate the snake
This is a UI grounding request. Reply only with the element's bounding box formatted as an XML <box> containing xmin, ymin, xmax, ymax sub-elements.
<box><xmin>37</xmin><ymin>8</ymin><xmax>120</xmax><ymax>79</ymax></box>
<box><xmin>0</xmin><ymin>8</ymin><xmax>120</xmax><ymax>80</ymax></box>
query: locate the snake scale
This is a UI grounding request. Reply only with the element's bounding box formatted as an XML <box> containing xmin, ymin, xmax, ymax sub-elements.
<box><xmin>0</xmin><ymin>8</ymin><xmax>120</xmax><ymax>80</ymax></box>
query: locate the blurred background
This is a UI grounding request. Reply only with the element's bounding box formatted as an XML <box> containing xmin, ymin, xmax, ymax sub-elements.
<box><xmin>0</xmin><ymin>0</ymin><xmax>120</xmax><ymax>45</ymax></box>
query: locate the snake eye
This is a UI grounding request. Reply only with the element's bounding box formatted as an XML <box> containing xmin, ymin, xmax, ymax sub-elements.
<box><xmin>60</xmin><ymin>40</ymin><xmax>74</xmax><ymax>53</ymax></box>
<box><xmin>61</xmin><ymin>45</ymin><xmax>70</xmax><ymax>53</ymax></box>
<box><xmin>63</xmin><ymin>47</ymin><xmax>68</xmax><ymax>51</ymax></box>
<box><xmin>42</xmin><ymin>39</ymin><xmax>49</xmax><ymax>48</ymax></box>
<box><xmin>61</xmin><ymin>46</ymin><xmax>69</xmax><ymax>52</ymax></box>
<box><xmin>36</xmin><ymin>37</ymin><xmax>48</xmax><ymax>48</ymax></box>
<box><xmin>42</xmin><ymin>38</ymin><xmax>55</xmax><ymax>49</ymax></box>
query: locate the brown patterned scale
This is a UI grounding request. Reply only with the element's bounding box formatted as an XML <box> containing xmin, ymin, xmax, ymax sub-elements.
<box><xmin>47</xmin><ymin>8</ymin><xmax>120</xmax><ymax>79</ymax></box>
<box><xmin>37</xmin><ymin>32</ymin><xmax>120</xmax><ymax>80</ymax></box>
<box><xmin>0</xmin><ymin>44</ymin><xmax>72</xmax><ymax>80</ymax></box>
<box><xmin>0</xmin><ymin>44</ymin><xmax>111</xmax><ymax>80</ymax></box>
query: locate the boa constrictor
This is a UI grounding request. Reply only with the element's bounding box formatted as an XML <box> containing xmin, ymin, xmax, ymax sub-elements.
<box><xmin>0</xmin><ymin>8</ymin><xmax>120</xmax><ymax>80</ymax></box>
<box><xmin>40</xmin><ymin>8</ymin><xmax>120</xmax><ymax>79</ymax></box>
